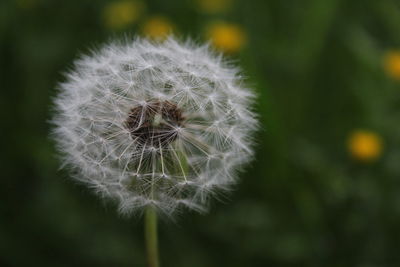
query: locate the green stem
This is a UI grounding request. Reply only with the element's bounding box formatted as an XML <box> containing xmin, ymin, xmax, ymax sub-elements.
<box><xmin>145</xmin><ymin>206</ymin><xmax>160</xmax><ymax>267</ymax></box>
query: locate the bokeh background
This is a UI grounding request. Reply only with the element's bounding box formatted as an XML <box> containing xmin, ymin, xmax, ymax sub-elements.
<box><xmin>2</xmin><ymin>0</ymin><xmax>400</xmax><ymax>266</ymax></box>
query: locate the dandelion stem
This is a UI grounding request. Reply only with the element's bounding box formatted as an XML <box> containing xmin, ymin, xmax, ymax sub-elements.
<box><xmin>145</xmin><ymin>206</ymin><xmax>160</xmax><ymax>267</ymax></box>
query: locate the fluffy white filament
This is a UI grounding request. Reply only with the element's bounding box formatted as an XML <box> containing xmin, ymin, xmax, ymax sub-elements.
<box><xmin>52</xmin><ymin>36</ymin><xmax>257</xmax><ymax>216</ymax></box>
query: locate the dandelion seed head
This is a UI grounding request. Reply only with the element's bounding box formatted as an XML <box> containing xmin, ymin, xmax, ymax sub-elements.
<box><xmin>52</xmin><ymin>36</ymin><xmax>257</xmax><ymax>216</ymax></box>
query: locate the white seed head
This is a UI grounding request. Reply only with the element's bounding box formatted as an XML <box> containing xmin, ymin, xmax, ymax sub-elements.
<box><xmin>52</xmin><ymin>36</ymin><xmax>258</xmax><ymax>216</ymax></box>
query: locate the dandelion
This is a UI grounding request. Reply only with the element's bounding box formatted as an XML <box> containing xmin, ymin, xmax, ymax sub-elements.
<box><xmin>52</xmin><ymin>36</ymin><xmax>257</xmax><ymax>266</ymax></box>
<box><xmin>52</xmin><ymin>36</ymin><xmax>257</xmax><ymax>215</ymax></box>
<box><xmin>206</xmin><ymin>22</ymin><xmax>247</xmax><ymax>54</ymax></box>
<box><xmin>348</xmin><ymin>130</ymin><xmax>383</xmax><ymax>162</ymax></box>
<box><xmin>103</xmin><ymin>0</ymin><xmax>144</xmax><ymax>30</ymax></box>
<box><xmin>383</xmin><ymin>50</ymin><xmax>400</xmax><ymax>80</ymax></box>
<box><xmin>141</xmin><ymin>16</ymin><xmax>174</xmax><ymax>40</ymax></box>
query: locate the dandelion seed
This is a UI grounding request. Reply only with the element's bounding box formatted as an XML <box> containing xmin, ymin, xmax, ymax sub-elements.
<box><xmin>52</xmin><ymin>36</ymin><xmax>257</xmax><ymax>216</ymax></box>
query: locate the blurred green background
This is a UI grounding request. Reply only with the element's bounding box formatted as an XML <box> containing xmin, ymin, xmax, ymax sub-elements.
<box><xmin>2</xmin><ymin>0</ymin><xmax>400</xmax><ymax>266</ymax></box>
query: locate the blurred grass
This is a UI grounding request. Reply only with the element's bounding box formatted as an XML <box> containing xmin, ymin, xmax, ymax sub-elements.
<box><xmin>2</xmin><ymin>0</ymin><xmax>400</xmax><ymax>266</ymax></box>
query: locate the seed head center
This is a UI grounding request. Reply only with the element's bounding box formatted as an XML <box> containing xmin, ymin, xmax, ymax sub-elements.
<box><xmin>125</xmin><ymin>100</ymin><xmax>184</xmax><ymax>146</ymax></box>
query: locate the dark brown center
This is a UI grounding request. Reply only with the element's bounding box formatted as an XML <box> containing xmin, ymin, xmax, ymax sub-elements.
<box><xmin>125</xmin><ymin>100</ymin><xmax>184</xmax><ymax>146</ymax></box>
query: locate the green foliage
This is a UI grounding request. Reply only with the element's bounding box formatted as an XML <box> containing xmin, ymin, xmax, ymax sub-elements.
<box><xmin>2</xmin><ymin>0</ymin><xmax>400</xmax><ymax>266</ymax></box>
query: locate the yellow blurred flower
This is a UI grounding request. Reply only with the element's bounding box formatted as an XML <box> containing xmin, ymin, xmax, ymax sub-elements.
<box><xmin>384</xmin><ymin>50</ymin><xmax>400</xmax><ymax>80</ymax></box>
<box><xmin>141</xmin><ymin>16</ymin><xmax>174</xmax><ymax>40</ymax></box>
<box><xmin>206</xmin><ymin>22</ymin><xmax>246</xmax><ymax>54</ymax></box>
<box><xmin>348</xmin><ymin>130</ymin><xmax>383</xmax><ymax>162</ymax></box>
<box><xmin>103</xmin><ymin>1</ymin><xmax>144</xmax><ymax>30</ymax></box>
<box><xmin>197</xmin><ymin>0</ymin><xmax>232</xmax><ymax>14</ymax></box>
